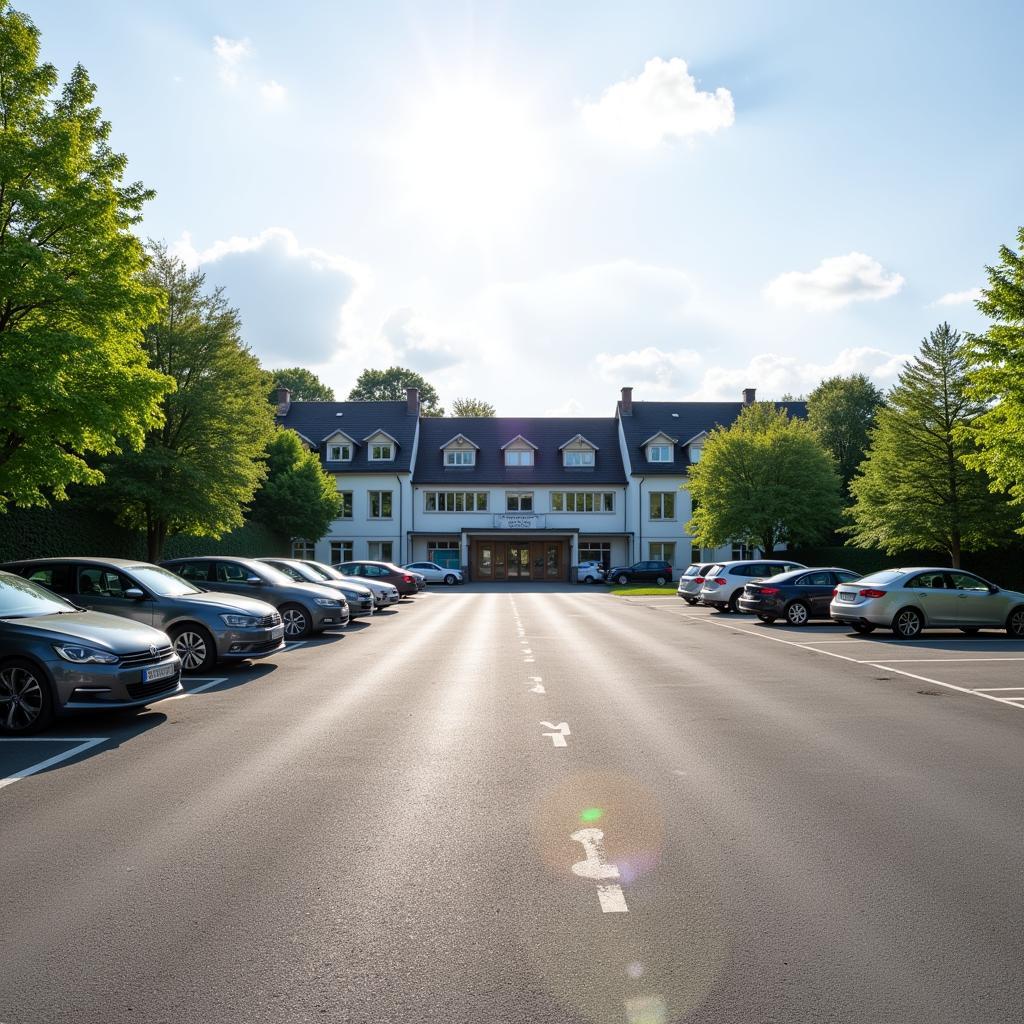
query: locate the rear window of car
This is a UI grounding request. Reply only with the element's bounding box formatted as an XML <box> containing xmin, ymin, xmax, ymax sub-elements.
<box><xmin>707</xmin><ymin>565</ymin><xmax>724</xmax><ymax>576</ymax></box>
<box><xmin>682</xmin><ymin>565</ymin><xmax>699</xmax><ymax>577</ymax></box>
<box><xmin>25</xmin><ymin>564</ymin><xmax>75</xmax><ymax>593</ymax></box>
<box><xmin>855</xmin><ymin>569</ymin><xmax>904</xmax><ymax>587</ymax></box>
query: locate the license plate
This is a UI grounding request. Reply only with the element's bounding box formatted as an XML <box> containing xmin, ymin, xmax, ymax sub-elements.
<box><xmin>270</xmin><ymin>625</ymin><xmax>284</xmax><ymax>640</ymax></box>
<box><xmin>837</xmin><ymin>593</ymin><xmax>855</xmax><ymax>603</ymax></box>
<box><xmin>143</xmin><ymin>662</ymin><xmax>176</xmax><ymax>683</ymax></box>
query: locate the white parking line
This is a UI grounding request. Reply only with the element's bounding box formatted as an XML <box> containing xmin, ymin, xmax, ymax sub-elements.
<box><xmin>975</xmin><ymin>686</ymin><xmax>1024</xmax><ymax>692</ymax></box>
<box><xmin>0</xmin><ymin>737</ymin><xmax>107</xmax><ymax>790</ymax></box>
<box><xmin>860</xmin><ymin>657</ymin><xmax>1024</xmax><ymax>664</ymax></box>
<box><xmin>162</xmin><ymin>677</ymin><xmax>228</xmax><ymax>701</ymax></box>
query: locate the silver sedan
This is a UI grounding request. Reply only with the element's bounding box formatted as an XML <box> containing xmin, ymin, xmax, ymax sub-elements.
<box><xmin>830</xmin><ymin>567</ymin><xmax>1024</xmax><ymax>638</ymax></box>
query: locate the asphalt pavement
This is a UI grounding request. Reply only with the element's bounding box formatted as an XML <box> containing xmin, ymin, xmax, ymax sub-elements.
<box><xmin>2</xmin><ymin>587</ymin><xmax>1023</xmax><ymax>1023</ymax></box>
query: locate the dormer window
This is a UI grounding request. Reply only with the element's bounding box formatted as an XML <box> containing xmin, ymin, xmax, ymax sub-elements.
<box><xmin>505</xmin><ymin>450</ymin><xmax>534</xmax><ymax>467</ymax></box>
<box><xmin>370</xmin><ymin>443</ymin><xmax>394</xmax><ymax>461</ymax></box>
<box><xmin>689</xmin><ymin>446</ymin><xmax>702</xmax><ymax>463</ymax></box>
<box><xmin>440</xmin><ymin>433</ymin><xmax>479</xmax><ymax>467</ymax></box>
<box><xmin>683</xmin><ymin>431</ymin><xmax>708</xmax><ymax>466</ymax></box>
<box><xmin>563</xmin><ymin>450</ymin><xmax>594</xmax><ymax>467</ymax></box>
<box><xmin>328</xmin><ymin>443</ymin><xmax>352</xmax><ymax>462</ymax></box>
<box><xmin>648</xmin><ymin>445</ymin><xmax>672</xmax><ymax>463</ymax></box>
<box><xmin>445</xmin><ymin>449</ymin><xmax>475</xmax><ymax>466</ymax></box>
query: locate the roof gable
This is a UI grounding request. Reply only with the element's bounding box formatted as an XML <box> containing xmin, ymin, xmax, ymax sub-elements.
<box><xmin>558</xmin><ymin>433</ymin><xmax>600</xmax><ymax>451</ymax></box>
<box><xmin>320</xmin><ymin>429</ymin><xmax>359</xmax><ymax>446</ymax></box>
<box><xmin>363</xmin><ymin>429</ymin><xmax>400</xmax><ymax>447</ymax></box>
<box><xmin>440</xmin><ymin>433</ymin><xmax>480</xmax><ymax>450</ymax></box>
<box><xmin>500</xmin><ymin>434</ymin><xmax>539</xmax><ymax>451</ymax></box>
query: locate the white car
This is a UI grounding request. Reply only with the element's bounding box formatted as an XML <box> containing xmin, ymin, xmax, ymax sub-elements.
<box><xmin>404</xmin><ymin>561</ymin><xmax>463</xmax><ymax>586</ymax></box>
<box><xmin>300</xmin><ymin>560</ymin><xmax>401</xmax><ymax>608</ymax></box>
<box><xmin>698</xmin><ymin>559</ymin><xmax>806</xmax><ymax>612</ymax></box>
<box><xmin>576</xmin><ymin>560</ymin><xmax>606</xmax><ymax>584</ymax></box>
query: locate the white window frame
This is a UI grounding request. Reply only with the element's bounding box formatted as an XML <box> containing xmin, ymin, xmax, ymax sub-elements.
<box><xmin>563</xmin><ymin>450</ymin><xmax>595</xmax><ymax>467</ymax></box>
<box><xmin>370</xmin><ymin>442</ymin><xmax>394</xmax><ymax>461</ymax></box>
<box><xmin>337</xmin><ymin>490</ymin><xmax>353</xmax><ymax>520</ymax></box>
<box><xmin>291</xmin><ymin>539</ymin><xmax>316</xmax><ymax>559</ymax></box>
<box><xmin>328</xmin><ymin>443</ymin><xmax>352</xmax><ymax>462</ymax></box>
<box><xmin>369</xmin><ymin>490</ymin><xmax>393</xmax><ymax>519</ymax></box>
<box><xmin>550</xmin><ymin>492</ymin><xmax>615</xmax><ymax>513</ymax></box>
<box><xmin>330</xmin><ymin>540</ymin><xmax>353</xmax><ymax>563</ymax></box>
<box><xmin>444</xmin><ymin>449</ymin><xmax>476</xmax><ymax>467</ymax></box>
<box><xmin>506</xmin><ymin>491</ymin><xmax>534</xmax><ymax>512</ymax></box>
<box><xmin>368</xmin><ymin>541</ymin><xmax>394</xmax><ymax>562</ymax></box>
<box><xmin>649</xmin><ymin>491</ymin><xmax>676</xmax><ymax>521</ymax></box>
<box><xmin>424</xmin><ymin>491</ymin><xmax>489</xmax><ymax>513</ymax></box>
<box><xmin>647</xmin><ymin>444</ymin><xmax>672</xmax><ymax>463</ymax></box>
<box><xmin>649</xmin><ymin>541</ymin><xmax>676</xmax><ymax>563</ymax></box>
<box><xmin>504</xmin><ymin>450</ymin><xmax>534</xmax><ymax>467</ymax></box>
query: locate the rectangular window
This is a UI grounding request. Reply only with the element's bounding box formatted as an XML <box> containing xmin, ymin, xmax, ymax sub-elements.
<box><xmin>504</xmin><ymin>450</ymin><xmax>534</xmax><ymax>466</ymax></box>
<box><xmin>650</xmin><ymin>542</ymin><xmax>676</xmax><ymax>563</ymax></box>
<box><xmin>649</xmin><ymin>492</ymin><xmax>676</xmax><ymax>520</ymax></box>
<box><xmin>427</xmin><ymin>541</ymin><xmax>460</xmax><ymax>568</ymax></box>
<box><xmin>578</xmin><ymin>541</ymin><xmax>611</xmax><ymax>567</ymax></box>
<box><xmin>370</xmin><ymin>443</ymin><xmax>394</xmax><ymax>461</ymax></box>
<box><xmin>291</xmin><ymin>540</ymin><xmax>316</xmax><ymax>559</ymax></box>
<box><xmin>563</xmin><ymin>450</ymin><xmax>595</xmax><ymax>467</ymax></box>
<box><xmin>444</xmin><ymin>449</ymin><xmax>475</xmax><ymax>466</ymax></box>
<box><xmin>369</xmin><ymin>491</ymin><xmax>393</xmax><ymax>519</ymax></box>
<box><xmin>506</xmin><ymin>491</ymin><xmax>534</xmax><ymax>512</ymax></box>
<box><xmin>368</xmin><ymin>541</ymin><xmax>393</xmax><ymax>562</ymax></box>
<box><xmin>647</xmin><ymin>444</ymin><xmax>672</xmax><ymax>463</ymax></box>
<box><xmin>731</xmin><ymin>542</ymin><xmax>752</xmax><ymax>560</ymax></box>
<box><xmin>424</xmin><ymin>491</ymin><xmax>489</xmax><ymax>512</ymax></box>
<box><xmin>330</xmin><ymin>540</ymin><xmax>353</xmax><ymax>564</ymax></box>
<box><xmin>337</xmin><ymin>491</ymin><xmax>353</xmax><ymax>519</ymax></box>
<box><xmin>327</xmin><ymin>443</ymin><xmax>352</xmax><ymax>462</ymax></box>
<box><xmin>691</xmin><ymin>544</ymin><xmax>702</xmax><ymax>564</ymax></box>
<box><xmin>550</xmin><ymin>492</ymin><xmax>614</xmax><ymax>513</ymax></box>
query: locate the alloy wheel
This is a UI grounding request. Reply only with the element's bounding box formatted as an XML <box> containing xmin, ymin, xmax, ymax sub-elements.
<box><xmin>174</xmin><ymin>630</ymin><xmax>208</xmax><ymax>671</ymax></box>
<box><xmin>1009</xmin><ymin>608</ymin><xmax>1024</xmax><ymax>637</ymax></box>
<box><xmin>282</xmin><ymin>607</ymin><xmax>309</xmax><ymax>637</ymax></box>
<box><xmin>444</xmin><ymin>574</ymin><xmax>457</xmax><ymax>586</ymax></box>
<box><xmin>786</xmin><ymin>602</ymin><xmax>809</xmax><ymax>626</ymax></box>
<box><xmin>0</xmin><ymin>665</ymin><xmax>45</xmax><ymax>732</ymax></box>
<box><xmin>894</xmin><ymin>609</ymin><xmax>922</xmax><ymax>639</ymax></box>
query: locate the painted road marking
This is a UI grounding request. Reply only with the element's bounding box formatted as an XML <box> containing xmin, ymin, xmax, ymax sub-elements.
<box><xmin>975</xmin><ymin>686</ymin><xmax>1024</xmax><ymax>692</ymax></box>
<box><xmin>162</xmin><ymin>677</ymin><xmax>229</xmax><ymax>701</ymax></box>
<box><xmin>571</xmin><ymin>827</ymin><xmax>628</xmax><ymax>913</ymax></box>
<box><xmin>541</xmin><ymin>721</ymin><xmax>570</xmax><ymax>746</ymax></box>
<box><xmin>528</xmin><ymin>676</ymin><xmax>546</xmax><ymax>694</ymax></box>
<box><xmin>0</xmin><ymin>737</ymin><xmax>107</xmax><ymax>791</ymax></box>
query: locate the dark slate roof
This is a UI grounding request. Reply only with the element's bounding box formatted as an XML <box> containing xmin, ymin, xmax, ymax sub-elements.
<box><xmin>413</xmin><ymin>417</ymin><xmax>627</xmax><ymax>485</ymax></box>
<box><xmin>618</xmin><ymin>400</ymin><xmax>809</xmax><ymax>475</ymax></box>
<box><xmin>276</xmin><ymin>401</ymin><xmax>417</xmax><ymax>473</ymax></box>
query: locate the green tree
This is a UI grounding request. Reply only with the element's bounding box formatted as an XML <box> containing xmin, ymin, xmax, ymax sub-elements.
<box><xmin>267</xmin><ymin>366</ymin><xmax>334</xmax><ymax>402</ymax></box>
<box><xmin>0</xmin><ymin>6</ymin><xmax>172</xmax><ymax>511</ymax></box>
<box><xmin>687</xmin><ymin>403</ymin><xmax>841</xmax><ymax>555</ymax></box>
<box><xmin>960</xmin><ymin>226</ymin><xmax>1024</xmax><ymax>527</ymax></box>
<box><xmin>806</xmin><ymin>373</ymin><xmax>886</xmax><ymax>490</ymax></box>
<box><xmin>845</xmin><ymin>324</ymin><xmax>1013</xmax><ymax>567</ymax></box>
<box><xmin>252</xmin><ymin>428</ymin><xmax>340</xmax><ymax>540</ymax></box>
<box><xmin>451</xmin><ymin>396</ymin><xmax>496</xmax><ymax>417</ymax></box>
<box><xmin>347</xmin><ymin>366</ymin><xmax>443</xmax><ymax>415</ymax></box>
<box><xmin>98</xmin><ymin>245</ymin><xmax>275</xmax><ymax>561</ymax></box>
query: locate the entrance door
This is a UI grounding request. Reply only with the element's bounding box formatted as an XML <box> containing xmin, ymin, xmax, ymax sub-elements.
<box><xmin>507</xmin><ymin>544</ymin><xmax>530</xmax><ymax>579</ymax></box>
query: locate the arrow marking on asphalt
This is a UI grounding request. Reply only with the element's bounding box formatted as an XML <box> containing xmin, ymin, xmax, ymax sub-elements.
<box><xmin>570</xmin><ymin>828</ymin><xmax>628</xmax><ymax>912</ymax></box>
<box><xmin>541</xmin><ymin>721</ymin><xmax>570</xmax><ymax>746</ymax></box>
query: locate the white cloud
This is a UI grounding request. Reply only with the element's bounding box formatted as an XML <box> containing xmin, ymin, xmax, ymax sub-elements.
<box><xmin>380</xmin><ymin>307</ymin><xmax>460</xmax><ymax>372</ymax></box>
<box><xmin>544</xmin><ymin>397</ymin><xmax>585</xmax><ymax>417</ymax></box>
<box><xmin>581</xmin><ymin>57</ymin><xmax>735</xmax><ymax>147</ymax></box>
<box><xmin>764</xmin><ymin>252</ymin><xmax>905</xmax><ymax>312</ymax></box>
<box><xmin>172</xmin><ymin>227</ymin><xmax>368</xmax><ymax>364</ymax></box>
<box><xmin>260</xmin><ymin>79</ymin><xmax>287</xmax><ymax>107</ymax></box>
<box><xmin>595</xmin><ymin>346</ymin><xmax>701</xmax><ymax>391</ymax></box>
<box><xmin>212</xmin><ymin>36</ymin><xmax>251</xmax><ymax>86</ymax></box>
<box><xmin>934</xmin><ymin>287</ymin><xmax>982</xmax><ymax>306</ymax></box>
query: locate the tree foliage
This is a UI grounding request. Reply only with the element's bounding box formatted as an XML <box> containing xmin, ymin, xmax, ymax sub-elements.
<box><xmin>451</xmin><ymin>396</ymin><xmax>496</xmax><ymax>417</ymax></box>
<box><xmin>252</xmin><ymin>428</ymin><xmax>340</xmax><ymax>540</ymax></box>
<box><xmin>806</xmin><ymin>373</ymin><xmax>885</xmax><ymax>489</ymax></box>
<box><xmin>0</xmin><ymin>6</ymin><xmax>172</xmax><ymax>511</ymax></box>
<box><xmin>347</xmin><ymin>366</ymin><xmax>443</xmax><ymax>415</ymax></box>
<box><xmin>686</xmin><ymin>403</ymin><xmax>841</xmax><ymax>555</ymax></box>
<box><xmin>267</xmin><ymin>366</ymin><xmax>334</xmax><ymax>402</ymax></box>
<box><xmin>98</xmin><ymin>246</ymin><xmax>275</xmax><ymax>561</ymax></box>
<box><xmin>845</xmin><ymin>324</ymin><xmax>1014</xmax><ymax>566</ymax></box>
<box><xmin>960</xmin><ymin>226</ymin><xmax>1024</xmax><ymax>527</ymax></box>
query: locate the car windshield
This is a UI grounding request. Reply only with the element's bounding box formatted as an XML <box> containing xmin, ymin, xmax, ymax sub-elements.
<box><xmin>305</xmin><ymin>562</ymin><xmax>343</xmax><ymax>580</ymax></box>
<box><xmin>856</xmin><ymin>569</ymin><xmax>905</xmax><ymax>587</ymax></box>
<box><xmin>275</xmin><ymin>561</ymin><xmax>320</xmax><ymax>582</ymax></box>
<box><xmin>128</xmin><ymin>564</ymin><xmax>202</xmax><ymax>597</ymax></box>
<box><xmin>0</xmin><ymin>571</ymin><xmax>77</xmax><ymax>617</ymax></box>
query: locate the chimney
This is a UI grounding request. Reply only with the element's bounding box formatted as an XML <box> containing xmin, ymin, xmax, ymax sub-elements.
<box><xmin>742</xmin><ymin>387</ymin><xmax>756</xmax><ymax>405</ymax></box>
<box><xmin>275</xmin><ymin>386</ymin><xmax>292</xmax><ymax>416</ymax></box>
<box><xmin>620</xmin><ymin>386</ymin><xmax>633</xmax><ymax>416</ymax></box>
<box><xmin>406</xmin><ymin>386</ymin><xmax>420</xmax><ymax>416</ymax></box>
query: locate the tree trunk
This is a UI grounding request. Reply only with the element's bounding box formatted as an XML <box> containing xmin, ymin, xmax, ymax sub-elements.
<box><xmin>950</xmin><ymin>529</ymin><xmax>961</xmax><ymax>569</ymax></box>
<box><xmin>147</xmin><ymin>518</ymin><xmax>168</xmax><ymax>563</ymax></box>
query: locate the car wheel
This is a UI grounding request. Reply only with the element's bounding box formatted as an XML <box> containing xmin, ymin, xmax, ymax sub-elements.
<box><xmin>959</xmin><ymin>627</ymin><xmax>980</xmax><ymax>636</ymax></box>
<box><xmin>785</xmin><ymin>601</ymin><xmax>810</xmax><ymax>627</ymax></box>
<box><xmin>892</xmin><ymin>607</ymin><xmax>923</xmax><ymax>639</ymax></box>
<box><xmin>655</xmin><ymin>576</ymin><xmax>667</xmax><ymax>587</ymax></box>
<box><xmin>757</xmin><ymin>614</ymin><xmax>776</xmax><ymax>624</ymax></box>
<box><xmin>728</xmin><ymin>591</ymin><xmax>741</xmax><ymax>614</ymax></box>
<box><xmin>1006</xmin><ymin>606</ymin><xmax>1024</xmax><ymax>638</ymax></box>
<box><xmin>852</xmin><ymin>623</ymin><xmax>876</xmax><ymax>635</ymax></box>
<box><xmin>0</xmin><ymin>658</ymin><xmax>54</xmax><ymax>735</ymax></box>
<box><xmin>444</xmin><ymin>574</ymin><xmax>457</xmax><ymax>586</ymax></box>
<box><xmin>170</xmin><ymin>623</ymin><xmax>217</xmax><ymax>673</ymax></box>
<box><xmin>617</xmin><ymin>574</ymin><xmax>629</xmax><ymax>585</ymax></box>
<box><xmin>280</xmin><ymin>603</ymin><xmax>312</xmax><ymax>639</ymax></box>
<box><xmin>684</xmin><ymin>597</ymin><xmax>697</xmax><ymax>606</ymax></box>
<box><xmin>582</xmin><ymin>576</ymin><xmax>594</xmax><ymax>585</ymax></box>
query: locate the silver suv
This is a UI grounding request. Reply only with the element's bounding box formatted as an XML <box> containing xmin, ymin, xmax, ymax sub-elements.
<box><xmin>2</xmin><ymin>557</ymin><xmax>286</xmax><ymax>673</ymax></box>
<box><xmin>699</xmin><ymin>559</ymin><xmax>806</xmax><ymax>612</ymax></box>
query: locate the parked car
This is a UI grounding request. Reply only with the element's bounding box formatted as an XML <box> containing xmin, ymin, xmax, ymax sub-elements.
<box><xmin>677</xmin><ymin>563</ymin><xmax>717</xmax><ymax>604</ymax></box>
<box><xmin>698</xmin><ymin>559</ymin><xmax>807</xmax><ymax>612</ymax></box>
<box><xmin>334</xmin><ymin>561</ymin><xmax>425</xmax><ymax>597</ymax></box>
<box><xmin>1</xmin><ymin>557</ymin><xmax>285</xmax><ymax>673</ymax></box>
<box><xmin>831</xmin><ymin>567</ymin><xmax>1024</xmax><ymax>638</ymax></box>
<box><xmin>403</xmin><ymin>561</ymin><xmax>463</xmax><ymax>586</ymax></box>
<box><xmin>258</xmin><ymin>558</ymin><xmax>375</xmax><ymax>618</ymax></box>
<box><xmin>0</xmin><ymin>570</ymin><xmax>182</xmax><ymax>734</ymax></box>
<box><xmin>576</xmin><ymin>560</ymin><xmax>606</xmax><ymax>584</ymax></box>
<box><xmin>301</xmin><ymin>561</ymin><xmax>401</xmax><ymax>608</ymax></box>
<box><xmin>160</xmin><ymin>556</ymin><xmax>348</xmax><ymax>638</ymax></box>
<box><xmin>738</xmin><ymin>567</ymin><xmax>862</xmax><ymax>625</ymax></box>
<box><xmin>605</xmin><ymin>560</ymin><xmax>673</xmax><ymax>586</ymax></box>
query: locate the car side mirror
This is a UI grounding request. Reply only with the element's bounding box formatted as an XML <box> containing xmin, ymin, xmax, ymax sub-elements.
<box><xmin>245</xmin><ymin>576</ymin><xmax>263</xmax><ymax>585</ymax></box>
<box><xmin>124</xmin><ymin>587</ymin><xmax>145</xmax><ymax>600</ymax></box>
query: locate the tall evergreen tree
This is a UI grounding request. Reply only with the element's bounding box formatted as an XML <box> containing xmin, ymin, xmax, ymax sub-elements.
<box><xmin>806</xmin><ymin>373</ymin><xmax>885</xmax><ymax>490</ymax></box>
<box><xmin>99</xmin><ymin>246</ymin><xmax>275</xmax><ymax>561</ymax></box>
<box><xmin>845</xmin><ymin>324</ymin><xmax>1014</xmax><ymax>566</ymax></box>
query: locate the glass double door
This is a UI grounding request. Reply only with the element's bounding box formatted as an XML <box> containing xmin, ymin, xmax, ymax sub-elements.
<box><xmin>474</xmin><ymin>540</ymin><xmax>565</xmax><ymax>581</ymax></box>
<box><xmin>507</xmin><ymin>544</ymin><xmax>531</xmax><ymax>579</ymax></box>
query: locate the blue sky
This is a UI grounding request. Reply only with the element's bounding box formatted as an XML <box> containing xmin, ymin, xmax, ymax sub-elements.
<box><xmin>31</xmin><ymin>0</ymin><xmax>1024</xmax><ymax>413</ymax></box>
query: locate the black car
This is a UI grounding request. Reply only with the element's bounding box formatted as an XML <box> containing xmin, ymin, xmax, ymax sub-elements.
<box><xmin>605</xmin><ymin>560</ymin><xmax>673</xmax><ymax>586</ymax></box>
<box><xmin>738</xmin><ymin>567</ymin><xmax>862</xmax><ymax>625</ymax></box>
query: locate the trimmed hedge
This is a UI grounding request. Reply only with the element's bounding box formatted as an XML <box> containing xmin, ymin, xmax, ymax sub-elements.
<box><xmin>0</xmin><ymin>503</ymin><xmax>289</xmax><ymax>562</ymax></box>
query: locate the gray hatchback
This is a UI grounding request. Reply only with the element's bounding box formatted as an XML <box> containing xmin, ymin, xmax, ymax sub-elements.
<box><xmin>1</xmin><ymin>558</ymin><xmax>286</xmax><ymax>673</ymax></box>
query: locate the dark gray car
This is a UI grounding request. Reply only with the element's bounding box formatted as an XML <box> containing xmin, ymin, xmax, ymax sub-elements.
<box><xmin>1</xmin><ymin>558</ymin><xmax>286</xmax><ymax>673</ymax></box>
<box><xmin>258</xmin><ymin>558</ymin><xmax>376</xmax><ymax>618</ymax></box>
<box><xmin>0</xmin><ymin>570</ymin><xmax>182</xmax><ymax>734</ymax></box>
<box><xmin>161</xmin><ymin>556</ymin><xmax>349</xmax><ymax>638</ymax></box>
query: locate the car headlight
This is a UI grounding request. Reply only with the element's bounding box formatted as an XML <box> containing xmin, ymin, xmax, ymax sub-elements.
<box><xmin>314</xmin><ymin>597</ymin><xmax>340</xmax><ymax>607</ymax></box>
<box><xmin>53</xmin><ymin>643</ymin><xmax>120</xmax><ymax>665</ymax></box>
<box><xmin>220</xmin><ymin>613</ymin><xmax>258</xmax><ymax>627</ymax></box>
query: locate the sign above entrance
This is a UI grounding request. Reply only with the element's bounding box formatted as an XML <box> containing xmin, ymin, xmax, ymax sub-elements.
<box><xmin>493</xmin><ymin>513</ymin><xmax>546</xmax><ymax>530</ymax></box>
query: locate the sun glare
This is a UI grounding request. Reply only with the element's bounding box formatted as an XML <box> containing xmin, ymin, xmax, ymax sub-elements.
<box><xmin>396</xmin><ymin>83</ymin><xmax>547</xmax><ymax>239</ymax></box>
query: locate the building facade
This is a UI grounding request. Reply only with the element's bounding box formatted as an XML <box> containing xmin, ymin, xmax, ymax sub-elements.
<box><xmin>276</xmin><ymin>385</ymin><xmax>806</xmax><ymax>580</ymax></box>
